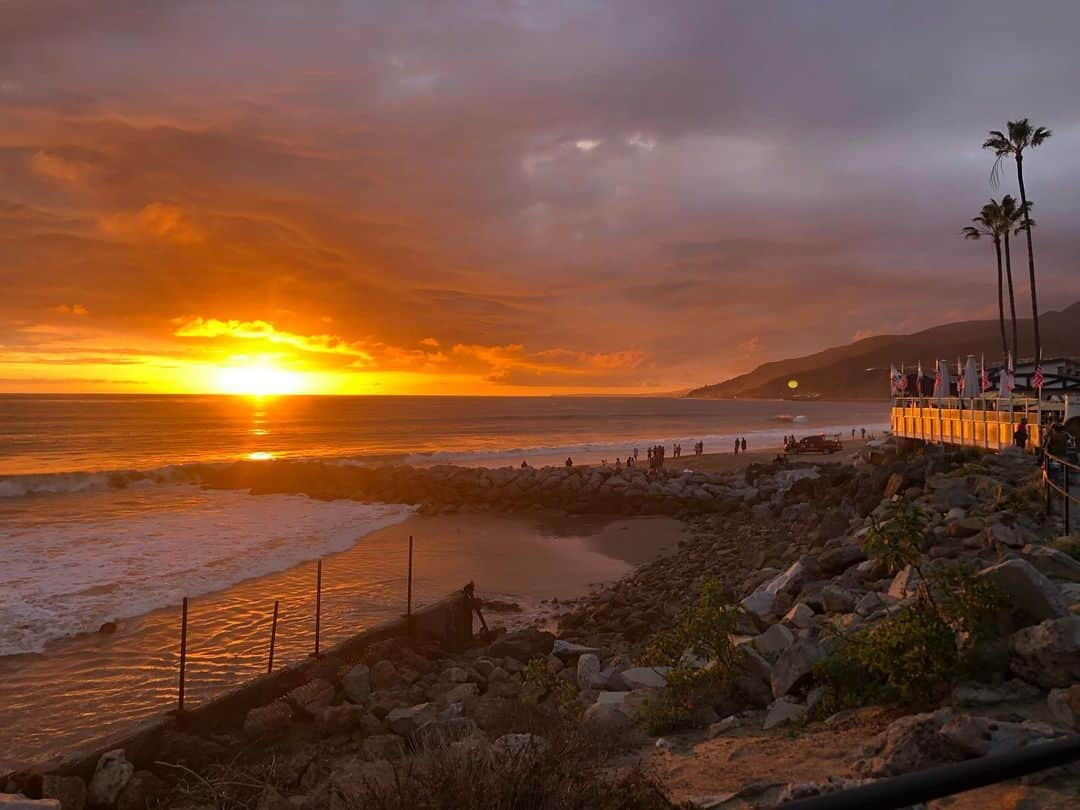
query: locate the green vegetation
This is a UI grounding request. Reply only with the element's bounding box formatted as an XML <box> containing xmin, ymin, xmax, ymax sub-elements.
<box><xmin>1050</xmin><ymin>535</ymin><xmax>1080</xmax><ymax>562</ymax></box>
<box><xmin>814</xmin><ymin>505</ymin><xmax>1005</xmax><ymax>714</ymax></box>
<box><xmin>638</xmin><ymin>579</ymin><xmax>739</xmax><ymax>734</ymax></box>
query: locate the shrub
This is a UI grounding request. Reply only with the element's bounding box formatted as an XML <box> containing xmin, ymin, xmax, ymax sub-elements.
<box><xmin>639</xmin><ymin>580</ymin><xmax>738</xmax><ymax>734</ymax></box>
<box><xmin>862</xmin><ymin>503</ymin><xmax>928</xmax><ymax>576</ymax></box>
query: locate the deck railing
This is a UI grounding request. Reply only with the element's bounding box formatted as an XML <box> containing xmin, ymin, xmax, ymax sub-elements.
<box><xmin>890</xmin><ymin>396</ymin><xmax>1053</xmax><ymax>451</ymax></box>
<box><xmin>1043</xmin><ymin>447</ymin><xmax>1079</xmax><ymax>535</ymax></box>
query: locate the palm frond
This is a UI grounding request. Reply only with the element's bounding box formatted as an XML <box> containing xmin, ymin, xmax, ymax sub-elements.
<box><xmin>988</xmin><ymin>153</ymin><xmax>1010</xmax><ymax>188</ymax></box>
<box><xmin>961</xmin><ymin>226</ymin><xmax>983</xmax><ymax>240</ymax></box>
<box><xmin>1032</xmin><ymin>126</ymin><xmax>1052</xmax><ymax>147</ymax></box>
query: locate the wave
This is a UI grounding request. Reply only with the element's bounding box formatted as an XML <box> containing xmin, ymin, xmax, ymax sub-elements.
<box><xmin>0</xmin><ymin>419</ymin><xmax>889</xmax><ymax>498</ymax></box>
<box><xmin>0</xmin><ymin>490</ymin><xmax>414</xmax><ymax>657</ymax></box>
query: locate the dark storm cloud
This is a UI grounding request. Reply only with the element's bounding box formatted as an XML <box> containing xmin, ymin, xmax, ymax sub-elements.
<box><xmin>2</xmin><ymin>0</ymin><xmax>1080</xmax><ymax>390</ymax></box>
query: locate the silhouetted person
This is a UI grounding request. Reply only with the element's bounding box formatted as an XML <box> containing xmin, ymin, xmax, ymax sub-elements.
<box><xmin>733</xmin><ymin>438</ymin><xmax>739</xmax><ymax>456</ymax></box>
<box><xmin>565</xmin><ymin>456</ymin><xmax>573</xmax><ymax>468</ymax></box>
<box><xmin>1014</xmin><ymin>418</ymin><xmax>1029</xmax><ymax>450</ymax></box>
<box><xmin>861</xmin><ymin>427</ymin><xmax>866</xmax><ymax>439</ymax></box>
<box><xmin>741</xmin><ymin>437</ymin><xmax>747</xmax><ymax>453</ymax></box>
<box><xmin>521</xmin><ymin>459</ymin><xmax>529</xmax><ymax>468</ymax></box>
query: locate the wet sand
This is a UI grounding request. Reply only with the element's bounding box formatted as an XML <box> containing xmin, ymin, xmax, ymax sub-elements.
<box><xmin>0</xmin><ymin>510</ymin><xmax>684</xmax><ymax>769</ymax></box>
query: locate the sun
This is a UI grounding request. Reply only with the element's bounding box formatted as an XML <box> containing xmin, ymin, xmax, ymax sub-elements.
<box><xmin>217</xmin><ymin>359</ymin><xmax>304</xmax><ymax>395</ymax></box>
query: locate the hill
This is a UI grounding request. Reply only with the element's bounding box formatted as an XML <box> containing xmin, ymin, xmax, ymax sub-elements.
<box><xmin>687</xmin><ymin>301</ymin><xmax>1080</xmax><ymax>400</ymax></box>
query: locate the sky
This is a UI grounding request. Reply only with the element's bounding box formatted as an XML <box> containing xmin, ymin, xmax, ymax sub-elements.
<box><xmin>2</xmin><ymin>0</ymin><xmax>1080</xmax><ymax>395</ymax></box>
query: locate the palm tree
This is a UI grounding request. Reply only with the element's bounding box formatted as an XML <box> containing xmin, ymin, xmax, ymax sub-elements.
<box><xmin>963</xmin><ymin>199</ymin><xmax>1013</xmax><ymax>361</ymax></box>
<box><xmin>998</xmin><ymin>195</ymin><xmax>1030</xmax><ymax>362</ymax></box>
<box><xmin>983</xmin><ymin>119</ymin><xmax>1051</xmax><ymax>361</ymax></box>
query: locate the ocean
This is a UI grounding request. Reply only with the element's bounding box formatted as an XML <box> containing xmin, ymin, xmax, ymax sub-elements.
<box><xmin>0</xmin><ymin>394</ymin><xmax>888</xmax><ymax>764</ymax></box>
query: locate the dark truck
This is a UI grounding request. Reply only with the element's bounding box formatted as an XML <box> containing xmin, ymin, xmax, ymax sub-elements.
<box><xmin>785</xmin><ymin>434</ymin><xmax>843</xmax><ymax>455</ymax></box>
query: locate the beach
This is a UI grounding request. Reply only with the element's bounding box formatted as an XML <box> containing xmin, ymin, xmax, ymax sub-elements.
<box><xmin>0</xmin><ymin>510</ymin><xmax>684</xmax><ymax>769</ymax></box>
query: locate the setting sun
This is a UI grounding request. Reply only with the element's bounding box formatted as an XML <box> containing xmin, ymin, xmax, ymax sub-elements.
<box><xmin>217</xmin><ymin>360</ymin><xmax>305</xmax><ymax>396</ymax></box>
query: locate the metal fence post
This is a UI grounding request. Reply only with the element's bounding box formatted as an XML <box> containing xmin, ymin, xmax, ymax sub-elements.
<box><xmin>406</xmin><ymin>535</ymin><xmax>414</xmax><ymax>637</ymax></box>
<box><xmin>178</xmin><ymin>596</ymin><xmax>188</xmax><ymax>713</ymax></box>
<box><xmin>267</xmin><ymin>599</ymin><xmax>280</xmax><ymax>674</ymax></box>
<box><xmin>313</xmin><ymin>560</ymin><xmax>322</xmax><ymax>657</ymax></box>
<box><xmin>1064</xmin><ymin>460</ymin><xmax>1071</xmax><ymax>533</ymax></box>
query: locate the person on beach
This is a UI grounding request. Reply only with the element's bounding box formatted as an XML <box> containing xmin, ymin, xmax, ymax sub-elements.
<box><xmin>521</xmin><ymin>459</ymin><xmax>529</xmax><ymax>468</ymax></box>
<box><xmin>1014</xmin><ymin>418</ymin><xmax>1029</xmax><ymax>450</ymax></box>
<box><xmin>741</xmin><ymin>437</ymin><xmax>747</xmax><ymax>453</ymax></box>
<box><xmin>633</xmin><ymin>447</ymin><xmax>639</xmax><ymax>460</ymax></box>
<box><xmin>565</xmin><ymin>456</ymin><xmax>573</xmax><ymax>467</ymax></box>
<box><xmin>733</xmin><ymin>438</ymin><xmax>739</xmax><ymax>456</ymax></box>
<box><xmin>861</xmin><ymin>428</ymin><xmax>866</xmax><ymax>439</ymax></box>
<box><xmin>615</xmin><ymin>457</ymin><xmax>622</xmax><ymax>471</ymax></box>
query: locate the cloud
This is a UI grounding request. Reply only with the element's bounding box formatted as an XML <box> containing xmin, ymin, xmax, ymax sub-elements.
<box><xmin>99</xmin><ymin>203</ymin><xmax>202</xmax><ymax>244</ymax></box>
<box><xmin>53</xmin><ymin>303</ymin><xmax>88</xmax><ymax>315</ymax></box>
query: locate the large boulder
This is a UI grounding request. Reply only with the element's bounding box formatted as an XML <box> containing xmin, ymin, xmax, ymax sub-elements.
<box><xmin>386</xmin><ymin>702</ymin><xmax>438</xmax><ymax>737</ymax></box>
<box><xmin>87</xmin><ymin>750</ymin><xmax>134</xmax><ymax>807</ymax></box>
<box><xmin>581</xmin><ymin>703</ymin><xmax>634</xmax><ymax>737</ymax></box>
<box><xmin>577</xmin><ymin>653</ymin><xmax>603</xmax><ymax>690</ymax></box>
<box><xmin>243</xmin><ymin>701</ymin><xmax>293</xmax><ymax>739</ymax></box>
<box><xmin>1048</xmin><ymin>685</ymin><xmax>1080</xmax><ymax>731</ymax></box>
<box><xmin>819</xmin><ymin>545</ymin><xmax>867</xmax><ymax>576</ymax></box>
<box><xmin>763</xmin><ymin>697</ymin><xmax>807</xmax><ymax>730</ymax></box>
<box><xmin>1021</xmin><ymin>544</ymin><xmax>1080</xmax><ymax>582</ymax></box>
<box><xmin>771</xmin><ymin>640</ymin><xmax>824</xmax><ymax>699</ymax></box>
<box><xmin>861</xmin><ymin>711</ymin><xmax>958</xmax><ymax>777</ymax></box>
<box><xmin>887</xmin><ymin>565</ymin><xmax>923</xmax><ymax>601</ymax></box>
<box><xmin>977</xmin><ymin>559</ymin><xmax>1069</xmax><ymax>627</ymax></box>
<box><xmin>1009</xmin><ymin>616</ymin><xmax>1080</xmax><ymax>688</ymax></box>
<box><xmin>342</xmin><ymin>664</ymin><xmax>371</xmax><ymax>703</ymax></box>
<box><xmin>286</xmin><ymin>678</ymin><xmax>335</xmax><ymax>716</ymax></box>
<box><xmin>316</xmin><ymin>703</ymin><xmax>368</xmax><ymax>736</ymax></box>
<box><xmin>371</xmin><ymin>659</ymin><xmax>399</xmax><ymax>690</ymax></box>
<box><xmin>619</xmin><ymin>666</ymin><xmax>669</xmax><ymax>690</ymax></box>
<box><xmin>487</xmin><ymin>628</ymin><xmax>555</xmax><ymax>662</ymax></box>
<box><xmin>938</xmin><ymin>715</ymin><xmax>1063</xmax><ymax>758</ymax></box>
<box><xmin>752</xmin><ymin>623</ymin><xmax>795</xmax><ymax>659</ymax></box>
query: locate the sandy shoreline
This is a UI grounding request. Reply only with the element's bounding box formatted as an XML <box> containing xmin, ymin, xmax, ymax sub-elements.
<box><xmin>0</xmin><ymin>509</ymin><xmax>684</xmax><ymax>768</ymax></box>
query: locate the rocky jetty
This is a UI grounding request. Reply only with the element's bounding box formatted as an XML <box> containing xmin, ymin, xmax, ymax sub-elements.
<box><xmin>194</xmin><ymin>457</ymin><xmax>762</xmax><ymax>517</ymax></box>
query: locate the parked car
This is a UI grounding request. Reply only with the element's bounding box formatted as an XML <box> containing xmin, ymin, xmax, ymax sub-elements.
<box><xmin>785</xmin><ymin>434</ymin><xmax>843</xmax><ymax>454</ymax></box>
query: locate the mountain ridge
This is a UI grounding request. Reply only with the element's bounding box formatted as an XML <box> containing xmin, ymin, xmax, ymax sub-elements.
<box><xmin>687</xmin><ymin>301</ymin><xmax>1080</xmax><ymax>400</ymax></box>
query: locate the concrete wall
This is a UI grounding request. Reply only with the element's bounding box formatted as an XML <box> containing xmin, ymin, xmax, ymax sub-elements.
<box><xmin>6</xmin><ymin>585</ymin><xmax>475</xmax><ymax>786</ymax></box>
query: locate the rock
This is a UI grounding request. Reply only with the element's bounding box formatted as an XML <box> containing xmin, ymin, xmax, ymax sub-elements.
<box><xmin>371</xmin><ymin>659</ymin><xmax>399</xmax><ymax>690</ymax></box>
<box><xmin>883</xmin><ymin>472</ymin><xmax>905</xmax><ymax>499</ymax></box>
<box><xmin>862</xmin><ymin>711</ymin><xmax>957</xmax><ymax>777</ymax></box>
<box><xmin>854</xmin><ymin>591</ymin><xmax>883</xmax><ymax>617</ymax></box>
<box><xmin>947</xmin><ymin>517</ymin><xmax>984</xmax><ymax>538</ymax></box>
<box><xmin>708</xmin><ymin>715</ymin><xmax>741</xmax><ymax>737</ymax></box>
<box><xmin>87</xmin><ymin>749</ymin><xmax>134</xmax><ymax>807</ymax></box>
<box><xmin>819</xmin><ymin>545</ymin><xmax>867</xmax><ymax>576</ymax></box>
<box><xmin>487</xmin><ymin>627</ymin><xmax>555</xmax><ymax>661</ymax></box>
<box><xmin>444</xmin><ymin>666</ymin><xmax>469</xmax><ymax>683</ymax></box>
<box><xmin>243</xmin><ymin>701</ymin><xmax>293</xmax><ymax>739</ymax></box>
<box><xmin>342</xmin><ymin>664</ymin><xmax>371</xmax><ymax>703</ymax></box>
<box><xmin>1048</xmin><ymin>685</ymin><xmax>1080</xmax><ymax>730</ymax></box>
<box><xmin>619</xmin><ymin>667</ymin><xmax>669</xmax><ymax>690</ymax></box>
<box><xmin>752</xmin><ymin>623</ymin><xmax>795</xmax><ymax>659</ymax></box>
<box><xmin>286</xmin><ymin>678</ymin><xmax>335</xmax><ymax>716</ymax></box>
<box><xmin>887</xmin><ymin>565</ymin><xmax>923</xmax><ymax>600</ymax></box>
<box><xmin>492</xmin><ymin>733</ymin><xmax>546</xmax><ymax>758</ymax></box>
<box><xmin>115</xmin><ymin>770</ymin><xmax>166</xmax><ymax>810</ymax></box>
<box><xmin>0</xmin><ymin>797</ymin><xmax>59</xmax><ymax>809</ymax></box>
<box><xmin>362</xmin><ymin>734</ymin><xmax>407</xmax><ymax>760</ymax></box>
<box><xmin>740</xmin><ymin>588</ymin><xmax>777</xmax><ymax>622</ymax></box>
<box><xmin>771</xmin><ymin>641</ymin><xmax>824</xmax><ymax>699</ymax></box>
<box><xmin>444</xmin><ymin>683</ymin><xmax>479</xmax><ymax>702</ymax></box>
<box><xmin>978</xmin><ymin>559</ymin><xmax>1069</xmax><ymax>627</ymax></box>
<box><xmin>581</xmin><ymin>703</ymin><xmax>634</xmax><ymax>736</ymax></box>
<box><xmin>316</xmin><ymin>703</ymin><xmax>368</xmax><ymax>736</ymax></box>
<box><xmin>784</xmin><ymin>602</ymin><xmax>815</xmax><ymax>630</ymax></box>
<box><xmin>763</xmin><ymin>697</ymin><xmax>807</xmax><ymax>730</ymax></box>
<box><xmin>952</xmin><ymin>680</ymin><xmax>1039</xmax><ymax>707</ymax></box>
<box><xmin>386</xmin><ymin>702</ymin><xmax>438</xmax><ymax>737</ymax></box>
<box><xmin>1021</xmin><ymin>544</ymin><xmax>1080</xmax><ymax>582</ymax></box>
<box><xmin>595</xmin><ymin>689</ymin><xmax>653</xmax><ymax>719</ymax></box>
<box><xmin>821</xmin><ymin>585</ymin><xmax>856</xmax><ymax>614</ymax></box>
<box><xmin>551</xmin><ymin>640</ymin><xmax>603</xmax><ymax>660</ymax></box>
<box><xmin>1009</xmin><ymin>616</ymin><xmax>1080</xmax><ymax>688</ymax></box>
<box><xmin>817</xmin><ymin>508</ymin><xmax>850</xmax><ymax>541</ymax></box>
<box><xmin>40</xmin><ymin>776</ymin><xmax>85</xmax><ymax>810</ymax></box>
<box><xmin>577</xmin><ymin>653</ymin><xmax>603</xmax><ymax>690</ymax></box>
<box><xmin>939</xmin><ymin>715</ymin><xmax>1062</xmax><ymax>758</ymax></box>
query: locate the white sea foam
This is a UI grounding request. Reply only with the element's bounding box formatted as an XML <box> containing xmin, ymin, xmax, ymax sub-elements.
<box><xmin>0</xmin><ymin>486</ymin><xmax>413</xmax><ymax>657</ymax></box>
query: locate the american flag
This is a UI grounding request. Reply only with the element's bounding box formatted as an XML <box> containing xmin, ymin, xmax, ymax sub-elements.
<box><xmin>916</xmin><ymin>362</ymin><xmax>923</xmax><ymax>397</ymax></box>
<box><xmin>956</xmin><ymin>358</ymin><xmax>964</xmax><ymax>396</ymax></box>
<box><xmin>899</xmin><ymin>364</ymin><xmax>908</xmax><ymax>392</ymax></box>
<box><xmin>1033</xmin><ymin>365</ymin><xmax>1045</xmax><ymax>391</ymax></box>
<box><xmin>980</xmin><ymin>355</ymin><xmax>990</xmax><ymax>392</ymax></box>
<box><xmin>933</xmin><ymin>362</ymin><xmax>941</xmax><ymax>396</ymax></box>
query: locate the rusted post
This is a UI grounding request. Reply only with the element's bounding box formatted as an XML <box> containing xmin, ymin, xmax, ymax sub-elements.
<box><xmin>267</xmin><ymin>599</ymin><xmax>280</xmax><ymax>674</ymax></box>
<box><xmin>313</xmin><ymin>559</ymin><xmax>323</xmax><ymax>657</ymax></box>
<box><xmin>178</xmin><ymin>596</ymin><xmax>188</xmax><ymax>713</ymax></box>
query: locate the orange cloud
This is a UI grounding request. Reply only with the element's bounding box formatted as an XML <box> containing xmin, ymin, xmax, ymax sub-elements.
<box><xmin>173</xmin><ymin>317</ymin><xmax>377</xmax><ymax>365</ymax></box>
<box><xmin>54</xmin><ymin>304</ymin><xmax>89</xmax><ymax>315</ymax></box>
<box><xmin>30</xmin><ymin>151</ymin><xmax>98</xmax><ymax>186</ymax></box>
<box><xmin>99</xmin><ymin>203</ymin><xmax>202</xmax><ymax>244</ymax></box>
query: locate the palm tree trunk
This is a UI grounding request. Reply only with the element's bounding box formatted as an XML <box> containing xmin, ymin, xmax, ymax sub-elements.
<box><xmin>1016</xmin><ymin>154</ymin><xmax>1040</xmax><ymax>361</ymax></box>
<box><xmin>994</xmin><ymin>237</ymin><xmax>1007</xmax><ymax>361</ymax></box>
<box><xmin>1004</xmin><ymin>232</ymin><xmax>1019</xmax><ymax>361</ymax></box>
